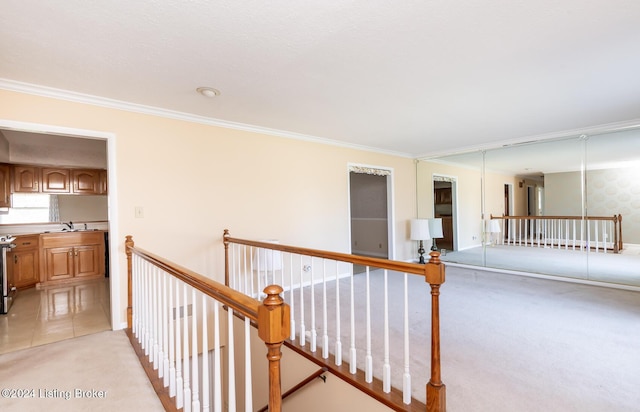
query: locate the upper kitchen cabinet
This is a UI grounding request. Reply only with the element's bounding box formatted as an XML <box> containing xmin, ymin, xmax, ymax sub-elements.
<box><xmin>9</xmin><ymin>164</ymin><xmax>107</xmax><ymax>195</ymax></box>
<box><xmin>72</xmin><ymin>169</ymin><xmax>100</xmax><ymax>195</ymax></box>
<box><xmin>13</xmin><ymin>165</ymin><xmax>40</xmax><ymax>192</ymax></box>
<box><xmin>42</xmin><ymin>168</ymin><xmax>71</xmax><ymax>193</ymax></box>
<box><xmin>0</xmin><ymin>164</ymin><xmax>11</xmax><ymax>207</ymax></box>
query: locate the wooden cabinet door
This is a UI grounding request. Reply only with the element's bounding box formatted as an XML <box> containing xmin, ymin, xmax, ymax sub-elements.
<box><xmin>0</xmin><ymin>164</ymin><xmax>10</xmax><ymax>207</ymax></box>
<box><xmin>9</xmin><ymin>249</ymin><xmax>40</xmax><ymax>288</ymax></box>
<box><xmin>12</xmin><ymin>165</ymin><xmax>40</xmax><ymax>193</ymax></box>
<box><xmin>74</xmin><ymin>245</ymin><xmax>101</xmax><ymax>277</ymax></box>
<box><xmin>44</xmin><ymin>247</ymin><xmax>75</xmax><ymax>281</ymax></box>
<box><xmin>72</xmin><ymin>169</ymin><xmax>99</xmax><ymax>194</ymax></box>
<box><xmin>42</xmin><ymin>168</ymin><xmax>71</xmax><ymax>193</ymax></box>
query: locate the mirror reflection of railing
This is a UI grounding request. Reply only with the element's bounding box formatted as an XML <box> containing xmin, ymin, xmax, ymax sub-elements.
<box><xmin>490</xmin><ymin>214</ymin><xmax>622</xmax><ymax>253</ymax></box>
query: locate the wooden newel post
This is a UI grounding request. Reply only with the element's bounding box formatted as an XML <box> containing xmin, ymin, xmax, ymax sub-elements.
<box><xmin>125</xmin><ymin>235</ymin><xmax>134</xmax><ymax>330</ymax></box>
<box><xmin>425</xmin><ymin>250</ymin><xmax>446</xmax><ymax>412</ymax></box>
<box><xmin>223</xmin><ymin>229</ymin><xmax>230</xmax><ymax>286</ymax></box>
<box><xmin>258</xmin><ymin>285</ymin><xmax>291</xmax><ymax>412</ymax></box>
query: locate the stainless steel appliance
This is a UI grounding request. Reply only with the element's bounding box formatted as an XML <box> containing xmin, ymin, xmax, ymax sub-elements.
<box><xmin>0</xmin><ymin>235</ymin><xmax>17</xmax><ymax>314</ymax></box>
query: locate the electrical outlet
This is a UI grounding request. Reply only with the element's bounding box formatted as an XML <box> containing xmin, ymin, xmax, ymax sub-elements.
<box><xmin>135</xmin><ymin>206</ymin><xmax>144</xmax><ymax>218</ymax></box>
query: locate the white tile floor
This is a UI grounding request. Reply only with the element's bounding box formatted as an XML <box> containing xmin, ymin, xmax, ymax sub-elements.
<box><xmin>0</xmin><ymin>278</ymin><xmax>111</xmax><ymax>354</ymax></box>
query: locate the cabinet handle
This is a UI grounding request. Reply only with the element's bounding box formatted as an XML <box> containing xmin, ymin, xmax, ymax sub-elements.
<box><xmin>14</xmin><ymin>255</ymin><xmax>17</xmax><ymax>264</ymax></box>
<box><xmin>68</xmin><ymin>251</ymin><xmax>73</xmax><ymax>256</ymax></box>
<box><xmin>35</xmin><ymin>181</ymin><xmax>38</xmax><ymax>189</ymax></box>
<box><xmin>22</xmin><ymin>242</ymin><xmax>31</xmax><ymax>246</ymax></box>
<box><xmin>75</xmin><ymin>250</ymin><xmax>78</xmax><ymax>256</ymax></box>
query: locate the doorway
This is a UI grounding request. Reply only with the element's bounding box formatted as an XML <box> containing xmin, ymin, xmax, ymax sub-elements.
<box><xmin>0</xmin><ymin>120</ymin><xmax>117</xmax><ymax>351</ymax></box>
<box><xmin>348</xmin><ymin>167</ymin><xmax>393</xmax><ymax>259</ymax></box>
<box><xmin>433</xmin><ymin>177</ymin><xmax>456</xmax><ymax>251</ymax></box>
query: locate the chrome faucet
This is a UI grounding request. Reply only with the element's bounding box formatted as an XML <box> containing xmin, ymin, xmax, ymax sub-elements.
<box><xmin>63</xmin><ymin>221</ymin><xmax>74</xmax><ymax>231</ymax></box>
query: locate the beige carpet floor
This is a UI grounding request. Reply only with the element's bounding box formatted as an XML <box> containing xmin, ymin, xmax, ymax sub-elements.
<box><xmin>0</xmin><ymin>330</ymin><xmax>163</xmax><ymax>412</ymax></box>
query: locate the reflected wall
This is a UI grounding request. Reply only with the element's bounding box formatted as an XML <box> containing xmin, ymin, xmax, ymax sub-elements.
<box><xmin>418</xmin><ymin>130</ymin><xmax>640</xmax><ymax>287</ymax></box>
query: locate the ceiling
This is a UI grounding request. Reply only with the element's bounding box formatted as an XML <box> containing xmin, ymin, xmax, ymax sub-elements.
<box><xmin>2</xmin><ymin>1</ymin><xmax>640</xmax><ymax>159</ymax></box>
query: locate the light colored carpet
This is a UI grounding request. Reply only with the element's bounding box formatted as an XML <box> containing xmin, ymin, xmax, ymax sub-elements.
<box><xmin>291</xmin><ymin>266</ymin><xmax>640</xmax><ymax>411</ymax></box>
<box><xmin>0</xmin><ymin>330</ymin><xmax>163</xmax><ymax>412</ymax></box>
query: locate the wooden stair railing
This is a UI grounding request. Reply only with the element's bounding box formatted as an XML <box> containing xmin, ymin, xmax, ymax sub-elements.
<box><xmin>126</xmin><ymin>235</ymin><xmax>290</xmax><ymax>412</ymax></box>
<box><xmin>223</xmin><ymin>229</ymin><xmax>446</xmax><ymax>412</ymax></box>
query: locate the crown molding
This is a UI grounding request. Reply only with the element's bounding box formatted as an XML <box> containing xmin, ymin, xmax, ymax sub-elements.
<box><xmin>0</xmin><ymin>78</ymin><xmax>413</xmax><ymax>159</ymax></box>
<box><xmin>417</xmin><ymin>118</ymin><xmax>640</xmax><ymax>160</ymax></box>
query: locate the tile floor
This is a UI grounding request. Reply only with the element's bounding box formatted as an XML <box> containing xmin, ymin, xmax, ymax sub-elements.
<box><xmin>0</xmin><ymin>278</ymin><xmax>111</xmax><ymax>354</ymax></box>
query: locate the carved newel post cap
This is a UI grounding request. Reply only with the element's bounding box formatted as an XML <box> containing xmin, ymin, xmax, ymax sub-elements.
<box><xmin>428</xmin><ymin>250</ymin><xmax>441</xmax><ymax>264</ymax></box>
<box><xmin>263</xmin><ymin>285</ymin><xmax>284</xmax><ymax>306</ymax></box>
<box><xmin>258</xmin><ymin>285</ymin><xmax>290</xmax><ymax>343</ymax></box>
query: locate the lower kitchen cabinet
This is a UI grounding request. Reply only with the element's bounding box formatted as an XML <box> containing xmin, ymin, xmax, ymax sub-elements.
<box><xmin>7</xmin><ymin>235</ymin><xmax>40</xmax><ymax>289</ymax></box>
<box><xmin>40</xmin><ymin>231</ymin><xmax>105</xmax><ymax>285</ymax></box>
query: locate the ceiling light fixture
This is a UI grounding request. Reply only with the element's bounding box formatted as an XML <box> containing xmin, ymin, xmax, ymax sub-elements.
<box><xmin>196</xmin><ymin>87</ymin><xmax>220</xmax><ymax>98</ymax></box>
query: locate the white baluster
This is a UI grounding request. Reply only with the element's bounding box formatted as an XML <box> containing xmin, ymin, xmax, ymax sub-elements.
<box><xmin>382</xmin><ymin>270</ymin><xmax>391</xmax><ymax>393</ymax></box>
<box><xmin>152</xmin><ymin>268</ymin><xmax>158</xmax><ymax>367</ymax></box>
<box><xmin>365</xmin><ymin>266</ymin><xmax>372</xmax><ymax>383</ymax></box>
<box><xmin>169</xmin><ymin>275</ymin><xmax>176</xmax><ymax>398</ymax></box>
<box><xmin>249</xmin><ymin>247</ymin><xmax>255</xmax><ymax>299</ymax></box>
<box><xmin>143</xmin><ymin>262</ymin><xmax>149</xmax><ymax>353</ymax></box>
<box><xmin>158</xmin><ymin>271</ymin><xmax>165</xmax><ymax>379</ymax></box>
<box><xmin>310</xmin><ymin>261</ymin><xmax>317</xmax><ymax>353</ymax></box>
<box><xmin>202</xmin><ymin>295</ymin><xmax>210</xmax><ymax>412</ymax></box>
<box><xmin>225</xmin><ymin>307</ymin><xmax>234</xmax><ymax>412</ymax></box>
<box><xmin>289</xmin><ymin>254</ymin><xmax>295</xmax><ymax>341</ymax></box>
<box><xmin>183</xmin><ymin>284</ymin><xmax>191</xmax><ymax>412</ymax></box>
<box><xmin>191</xmin><ymin>289</ymin><xmax>200</xmax><ymax>412</ymax></box>
<box><xmin>175</xmin><ymin>280</ymin><xmax>184</xmax><ymax>409</ymax></box>
<box><xmin>299</xmin><ymin>257</ymin><xmax>306</xmax><ymax>346</ymax></box>
<box><xmin>349</xmin><ymin>264</ymin><xmax>356</xmax><ymax>374</ymax></box>
<box><xmin>244</xmin><ymin>317</ymin><xmax>253</xmax><ymax>412</ymax></box>
<box><xmin>132</xmin><ymin>255</ymin><xmax>138</xmax><ymax>339</ymax></box>
<box><xmin>403</xmin><ymin>273</ymin><xmax>411</xmax><ymax>405</ymax></box>
<box><xmin>595</xmin><ymin>220</ymin><xmax>599</xmax><ymax>252</ymax></box>
<box><xmin>334</xmin><ymin>260</ymin><xmax>342</xmax><ymax>366</ymax></box>
<box><xmin>322</xmin><ymin>260</ymin><xmax>329</xmax><ymax>359</ymax></box>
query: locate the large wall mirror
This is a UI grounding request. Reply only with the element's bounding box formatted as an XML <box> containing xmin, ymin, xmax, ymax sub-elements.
<box><xmin>418</xmin><ymin>129</ymin><xmax>640</xmax><ymax>288</ymax></box>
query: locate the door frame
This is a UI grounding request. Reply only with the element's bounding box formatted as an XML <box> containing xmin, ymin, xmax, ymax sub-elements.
<box><xmin>347</xmin><ymin>163</ymin><xmax>395</xmax><ymax>260</ymax></box>
<box><xmin>433</xmin><ymin>174</ymin><xmax>458</xmax><ymax>251</ymax></box>
<box><xmin>0</xmin><ymin>119</ymin><xmax>119</xmax><ymax>329</ymax></box>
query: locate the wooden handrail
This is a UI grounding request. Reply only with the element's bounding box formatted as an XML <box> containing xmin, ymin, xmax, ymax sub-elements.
<box><xmin>126</xmin><ymin>235</ymin><xmax>290</xmax><ymax>412</ymax></box>
<box><xmin>223</xmin><ymin>229</ymin><xmax>446</xmax><ymax>412</ymax></box>
<box><xmin>224</xmin><ymin>229</ymin><xmax>428</xmax><ymax>276</ymax></box>
<box><xmin>126</xmin><ymin>235</ymin><xmax>260</xmax><ymax>322</ymax></box>
<box><xmin>491</xmin><ymin>214</ymin><xmax>620</xmax><ymax>221</ymax></box>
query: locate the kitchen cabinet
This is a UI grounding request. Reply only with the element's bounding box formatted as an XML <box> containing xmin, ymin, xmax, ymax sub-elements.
<box><xmin>42</xmin><ymin>168</ymin><xmax>71</xmax><ymax>193</ymax></box>
<box><xmin>0</xmin><ymin>163</ymin><xmax>11</xmax><ymax>207</ymax></box>
<box><xmin>40</xmin><ymin>231</ymin><xmax>105</xmax><ymax>285</ymax></box>
<box><xmin>7</xmin><ymin>235</ymin><xmax>40</xmax><ymax>289</ymax></box>
<box><xmin>9</xmin><ymin>164</ymin><xmax>107</xmax><ymax>195</ymax></box>
<box><xmin>13</xmin><ymin>165</ymin><xmax>40</xmax><ymax>193</ymax></box>
<box><xmin>72</xmin><ymin>169</ymin><xmax>100</xmax><ymax>194</ymax></box>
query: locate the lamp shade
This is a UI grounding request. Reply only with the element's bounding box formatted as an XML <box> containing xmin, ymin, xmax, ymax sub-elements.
<box><xmin>410</xmin><ymin>219</ymin><xmax>430</xmax><ymax>240</ymax></box>
<box><xmin>428</xmin><ymin>218</ymin><xmax>444</xmax><ymax>239</ymax></box>
<box><xmin>488</xmin><ymin>219</ymin><xmax>501</xmax><ymax>233</ymax></box>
